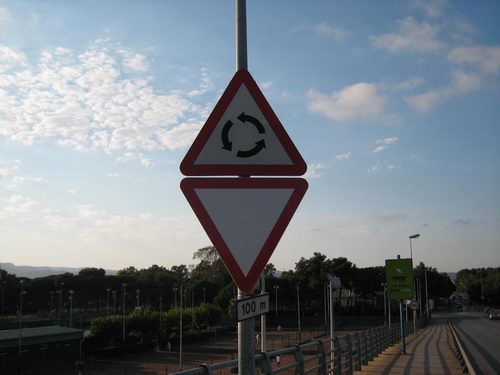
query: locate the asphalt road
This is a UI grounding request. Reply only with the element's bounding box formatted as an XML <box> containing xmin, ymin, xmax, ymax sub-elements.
<box><xmin>447</xmin><ymin>310</ymin><xmax>500</xmax><ymax>375</ymax></box>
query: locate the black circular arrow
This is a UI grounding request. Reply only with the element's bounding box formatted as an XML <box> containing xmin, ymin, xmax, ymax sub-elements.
<box><xmin>237</xmin><ymin>139</ymin><xmax>266</xmax><ymax>158</ymax></box>
<box><xmin>221</xmin><ymin>112</ymin><xmax>266</xmax><ymax>158</ymax></box>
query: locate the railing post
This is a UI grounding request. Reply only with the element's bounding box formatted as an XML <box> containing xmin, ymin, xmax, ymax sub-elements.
<box><xmin>199</xmin><ymin>363</ymin><xmax>213</xmax><ymax>375</ymax></box>
<box><xmin>293</xmin><ymin>345</ymin><xmax>305</xmax><ymax>375</ymax></box>
<box><xmin>257</xmin><ymin>352</ymin><xmax>273</xmax><ymax>375</ymax></box>
<box><xmin>353</xmin><ymin>333</ymin><xmax>361</xmax><ymax>371</ymax></box>
<box><xmin>345</xmin><ymin>334</ymin><xmax>354</xmax><ymax>374</ymax></box>
<box><xmin>332</xmin><ymin>336</ymin><xmax>341</xmax><ymax>375</ymax></box>
<box><xmin>315</xmin><ymin>340</ymin><xmax>327</xmax><ymax>375</ymax></box>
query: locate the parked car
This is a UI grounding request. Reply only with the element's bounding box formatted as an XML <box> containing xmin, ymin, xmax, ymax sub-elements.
<box><xmin>489</xmin><ymin>310</ymin><xmax>499</xmax><ymax>320</ymax></box>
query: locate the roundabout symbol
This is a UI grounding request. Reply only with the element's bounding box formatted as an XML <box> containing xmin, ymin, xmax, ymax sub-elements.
<box><xmin>221</xmin><ymin>112</ymin><xmax>266</xmax><ymax>158</ymax></box>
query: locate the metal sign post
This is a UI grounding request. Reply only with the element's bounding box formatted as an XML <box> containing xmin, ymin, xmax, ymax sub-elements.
<box><xmin>236</xmin><ymin>2</ymin><xmax>254</xmax><ymax>375</ymax></box>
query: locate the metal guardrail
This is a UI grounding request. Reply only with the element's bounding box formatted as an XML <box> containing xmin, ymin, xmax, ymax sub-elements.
<box><xmin>447</xmin><ymin>321</ymin><xmax>477</xmax><ymax>375</ymax></box>
<box><xmin>171</xmin><ymin>318</ymin><xmax>426</xmax><ymax>375</ymax></box>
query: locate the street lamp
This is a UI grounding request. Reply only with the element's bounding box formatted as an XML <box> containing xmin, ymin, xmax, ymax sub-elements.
<box><xmin>122</xmin><ymin>283</ymin><xmax>127</xmax><ymax>342</ymax></box>
<box><xmin>173</xmin><ymin>287</ymin><xmax>178</xmax><ymax>308</ymax></box>
<box><xmin>112</xmin><ymin>290</ymin><xmax>117</xmax><ymax>314</ymax></box>
<box><xmin>409</xmin><ymin>233</ymin><xmax>420</xmax><ymax>333</ymax></box>
<box><xmin>18</xmin><ymin>281</ymin><xmax>27</xmax><ymax>362</ymax></box>
<box><xmin>106</xmin><ymin>288</ymin><xmax>110</xmax><ymax>316</ymax></box>
<box><xmin>296</xmin><ymin>285</ymin><xmax>301</xmax><ymax>343</ymax></box>
<box><xmin>68</xmin><ymin>290</ymin><xmax>74</xmax><ymax>328</ymax></box>
<box><xmin>273</xmin><ymin>285</ymin><xmax>279</xmax><ymax>321</ymax></box>
<box><xmin>57</xmin><ymin>282</ymin><xmax>64</xmax><ymax>326</ymax></box>
<box><xmin>1</xmin><ymin>280</ymin><xmax>6</xmax><ymax>317</ymax></box>
<box><xmin>381</xmin><ymin>283</ymin><xmax>387</xmax><ymax>325</ymax></box>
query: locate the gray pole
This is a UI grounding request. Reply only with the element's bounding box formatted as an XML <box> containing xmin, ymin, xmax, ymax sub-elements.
<box><xmin>399</xmin><ymin>300</ymin><xmax>406</xmax><ymax>354</ymax></box>
<box><xmin>297</xmin><ymin>286</ymin><xmax>301</xmax><ymax>343</ymax></box>
<box><xmin>236</xmin><ymin>0</ymin><xmax>247</xmax><ymax>71</ymax></box>
<box><xmin>261</xmin><ymin>274</ymin><xmax>266</xmax><ymax>352</ymax></box>
<box><xmin>413</xmin><ymin>280</ymin><xmax>417</xmax><ymax>334</ymax></box>
<box><xmin>180</xmin><ymin>283</ymin><xmax>183</xmax><ymax>371</ymax></box>
<box><xmin>18</xmin><ymin>281</ymin><xmax>25</xmax><ymax>359</ymax></box>
<box><xmin>236</xmin><ymin>1</ymin><xmax>255</xmax><ymax>374</ymax></box>
<box><xmin>388</xmin><ymin>299</ymin><xmax>391</xmax><ymax>328</ymax></box>
<box><xmin>122</xmin><ymin>283</ymin><xmax>126</xmax><ymax>342</ymax></box>
<box><xmin>238</xmin><ymin>288</ymin><xmax>255</xmax><ymax>375</ymax></box>
<box><xmin>425</xmin><ymin>268</ymin><xmax>430</xmax><ymax>319</ymax></box>
<box><xmin>382</xmin><ymin>283</ymin><xmax>387</xmax><ymax>324</ymax></box>
<box><xmin>329</xmin><ymin>283</ymin><xmax>334</xmax><ymax>366</ymax></box>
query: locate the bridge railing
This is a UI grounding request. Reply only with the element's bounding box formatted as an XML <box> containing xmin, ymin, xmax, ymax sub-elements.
<box><xmin>171</xmin><ymin>317</ymin><xmax>427</xmax><ymax>375</ymax></box>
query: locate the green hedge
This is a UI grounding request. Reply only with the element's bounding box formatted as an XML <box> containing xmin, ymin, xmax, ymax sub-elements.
<box><xmin>90</xmin><ymin>303</ymin><xmax>222</xmax><ymax>344</ymax></box>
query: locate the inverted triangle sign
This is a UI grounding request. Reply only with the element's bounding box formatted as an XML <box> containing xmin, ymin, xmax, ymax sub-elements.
<box><xmin>181</xmin><ymin>178</ymin><xmax>308</xmax><ymax>292</ymax></box>
<box><xmin>180</xmin><ymin>70</ymin><xmax>306</xmax><ymax>176</ymax></box>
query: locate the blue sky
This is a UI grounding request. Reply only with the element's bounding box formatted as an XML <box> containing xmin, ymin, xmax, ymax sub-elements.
<box><xmin>0</xmin><ymin>0</ymin><xmax>499</xmax><ymax>274</ymax></box>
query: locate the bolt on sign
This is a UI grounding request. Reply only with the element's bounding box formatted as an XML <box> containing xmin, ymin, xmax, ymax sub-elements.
<box><xmin>385</xmin><ymin>258</ymin><xmax>414</xmax><ymax>300</ymax></box>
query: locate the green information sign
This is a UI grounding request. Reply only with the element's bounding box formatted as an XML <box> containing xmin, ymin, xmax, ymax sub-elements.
<box><xmin>385</xmin><ymin>258</ymin><xmax>414</xmax><ymax>300</ymax></box>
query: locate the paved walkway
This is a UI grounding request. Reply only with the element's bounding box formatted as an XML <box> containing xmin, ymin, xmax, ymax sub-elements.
<box><xmin>354</xmin><ymin>317</ymin><xmax>464</xmax><ymax>375</ymax></box>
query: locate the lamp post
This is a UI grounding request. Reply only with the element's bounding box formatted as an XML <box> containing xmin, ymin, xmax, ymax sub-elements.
<box><xmin>122</xmin><ymin>283</ymin><xmax>127</xmax><ymax>342</ymax></box>
<box><xmin>106</xmin><ymin>288</ymin><xmax>110</xmax><ymax>316</ymax></box>
<box><xmin>381</xmin><ymin>283</ymin><xmax>387</xmax><ymax>325</ymax></box>
<box><xmin>296</xmin><ymin>285</ymin><xmax>301</xmax><ymax>343</ymax></box>
<box><xmin>57</xmin><ymin>282</ymin><xmax>64</xmax><ymax>326</ymax></box>
<box><xmin>112</xmin><ymin>290</ymin><xmax>117</xmax><ymax>314</ymax></box>
<box><xmin>179</xmin><ymin>283</ymin><xmax>183</xmax><ymax>371</ymax></box>
<box><xmin>1</xmin><ymin>280</ymin><xmax>5</xmax><ymax>317</ymax></box>
<box><xmin>68</xmin><ymin>290</ymin><xmax>74</xmax><ymax>328</ymax></box>
<box><xmin>18</xmin><ymin>281</ymin><xmax>27</xmax><ymax>363</ymax></box>
<box><xmin>273</xmin><ymin>285</ymin><xmax>279</xmax><ymax>321</ymax></box>
<box><xmin>409</xmin><ymin>234</ymin><xmax>420</xmax><ymax>334</ymax></box>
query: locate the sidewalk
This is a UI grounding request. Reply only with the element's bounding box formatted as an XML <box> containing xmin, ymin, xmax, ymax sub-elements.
<box><xmin>354</xmin><ymin>317</ymin><xmax>463</xmax><ymax>375</ymax></box>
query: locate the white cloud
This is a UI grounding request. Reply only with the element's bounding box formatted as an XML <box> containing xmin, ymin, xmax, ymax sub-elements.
<box><xmin>307</xmin><ymin>83</ymin><xmax>387</xmax><ymax>122</ymax></box>
<box><xmin>411</xmin><ymin>0</ymin><xmax>448</xmax><ymax>18</ymax></box>
<box><xmin>370</xmin><ymin>17</ymin><xmax>442</xmax><ymax>53</ymax></box>
<box><xmin>304</xmin><ymin>162</ymin><xmax>328</xmax><ymax>179</ymax></box>
<box><xmin>335</xmin><ymin>152</ymin><xmax>352</xmax><ymax>161</ymax></box>
<box><xmin>373</xmin><ymin>137</ymin><xmax>398</xmax><ymax>153</ymax></box>
<box><xmin>393</xmin><ymin>77</ymin><xmax>423</xmax><ymax>91</ymax></box>
<box><xmin>448</xmin><ymin>46</ymin><xmax>500</xmax><ymax>75</ymax></box>
<box><xmin>368</xmin><ymin>164</ymin><xmax>382</xmax><ymax>173</ymax></box>
<box><xmin>376</xmin><ymin>136</ymin><xmax>399</xmax><ymax>145</ymax></box>
<box><xmin>0</xmin><ymin>40</ymin><xmax>209</xmax><ymax>164</ymax></box>
<box><xmin>0</xmin><ymin>45</ymin><xmax>26</xmax><ymax>72</ymax></box>
<box><xmin>312</xmin><ymin>22</ymin><xmax>348</xmax><ymax>42</ymax></box>
<box><xmin>116</xmin><ymin>152</ymin><xmax>154</xmax><ymax>167</ymax></box>
<box><xmin>0</xmin><ymin>194</ymin><xmax>39</xmax><ymax>220</ymax></box>
<box><xmin>410</xmin><ymin>153</ymin><xmax>421</xmax><ymax>159</ymax></box>
<box><xmin>406</xmin><ymin>70</ymin><xmax>481</xmax><ymax>112</ymax></box>
<box><xmin>118</xmin><ymin>49</ymin><xmax>149</xmax><ymax>71</ymax></box>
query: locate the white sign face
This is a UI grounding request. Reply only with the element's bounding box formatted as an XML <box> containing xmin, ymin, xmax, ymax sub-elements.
<box><xmin>195</xmin><ymin>187</ymin><xmax>293</xmax><ymax>276</ymax></box>
<box><xmin>194</xmin><ymin>85</ymin><xmax>293</xmax><ymax>166</ymax></box>
<box><xmin>236</xmin><ymin>294</ymin><xmax>270</xmax><ymax>321</ymax></box>
<box><xmin>327</xmin><ymin>275</ymin><xmax>341</xmax><ymax>290</ymax></box>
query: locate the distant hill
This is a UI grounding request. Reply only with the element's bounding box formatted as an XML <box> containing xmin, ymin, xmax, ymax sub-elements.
<box><xmin>0</xmin><ymin>262</ymin><xmax>117</xmax><ymax>279</ymax></box>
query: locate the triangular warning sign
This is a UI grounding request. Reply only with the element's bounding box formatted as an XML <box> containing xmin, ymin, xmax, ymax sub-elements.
<box><xmin>180</xmin><ymin>70</ymin><xmax>307</xmax><ymax>176</ymax></box>
<box><xmin>180</xmin><ymin>178</ymin><xmax>308</xmax><ymax>292</ymax></box>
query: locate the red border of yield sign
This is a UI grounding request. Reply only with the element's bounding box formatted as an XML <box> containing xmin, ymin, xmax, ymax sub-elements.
<box><xmin>180</xmin><ymin>70</ymin><xmax>307</xmax><ymax>176</ymax></box>
<box><xmin>180</xmin><ymin>178</ymin><xmax>308</xmax><ymax>292</ymax></box>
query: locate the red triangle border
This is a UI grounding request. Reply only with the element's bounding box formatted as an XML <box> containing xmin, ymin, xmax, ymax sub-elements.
<box><xmin>180</xmin><ymin>178</ymin><xmax>308</xmax><ymax>292</ymax></box>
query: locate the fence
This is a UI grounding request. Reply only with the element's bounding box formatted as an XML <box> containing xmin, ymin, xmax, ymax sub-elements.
<box><xmin>171</xmin><ymin>317</ymin><xmax>426</xmax><ymax>375</ymax></box>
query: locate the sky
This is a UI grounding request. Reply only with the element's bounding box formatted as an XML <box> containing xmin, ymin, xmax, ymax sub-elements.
<box><xmin>0</xmin><ymin>0</ymin><xmax>499</xmax><ymax>275</ymax></box>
